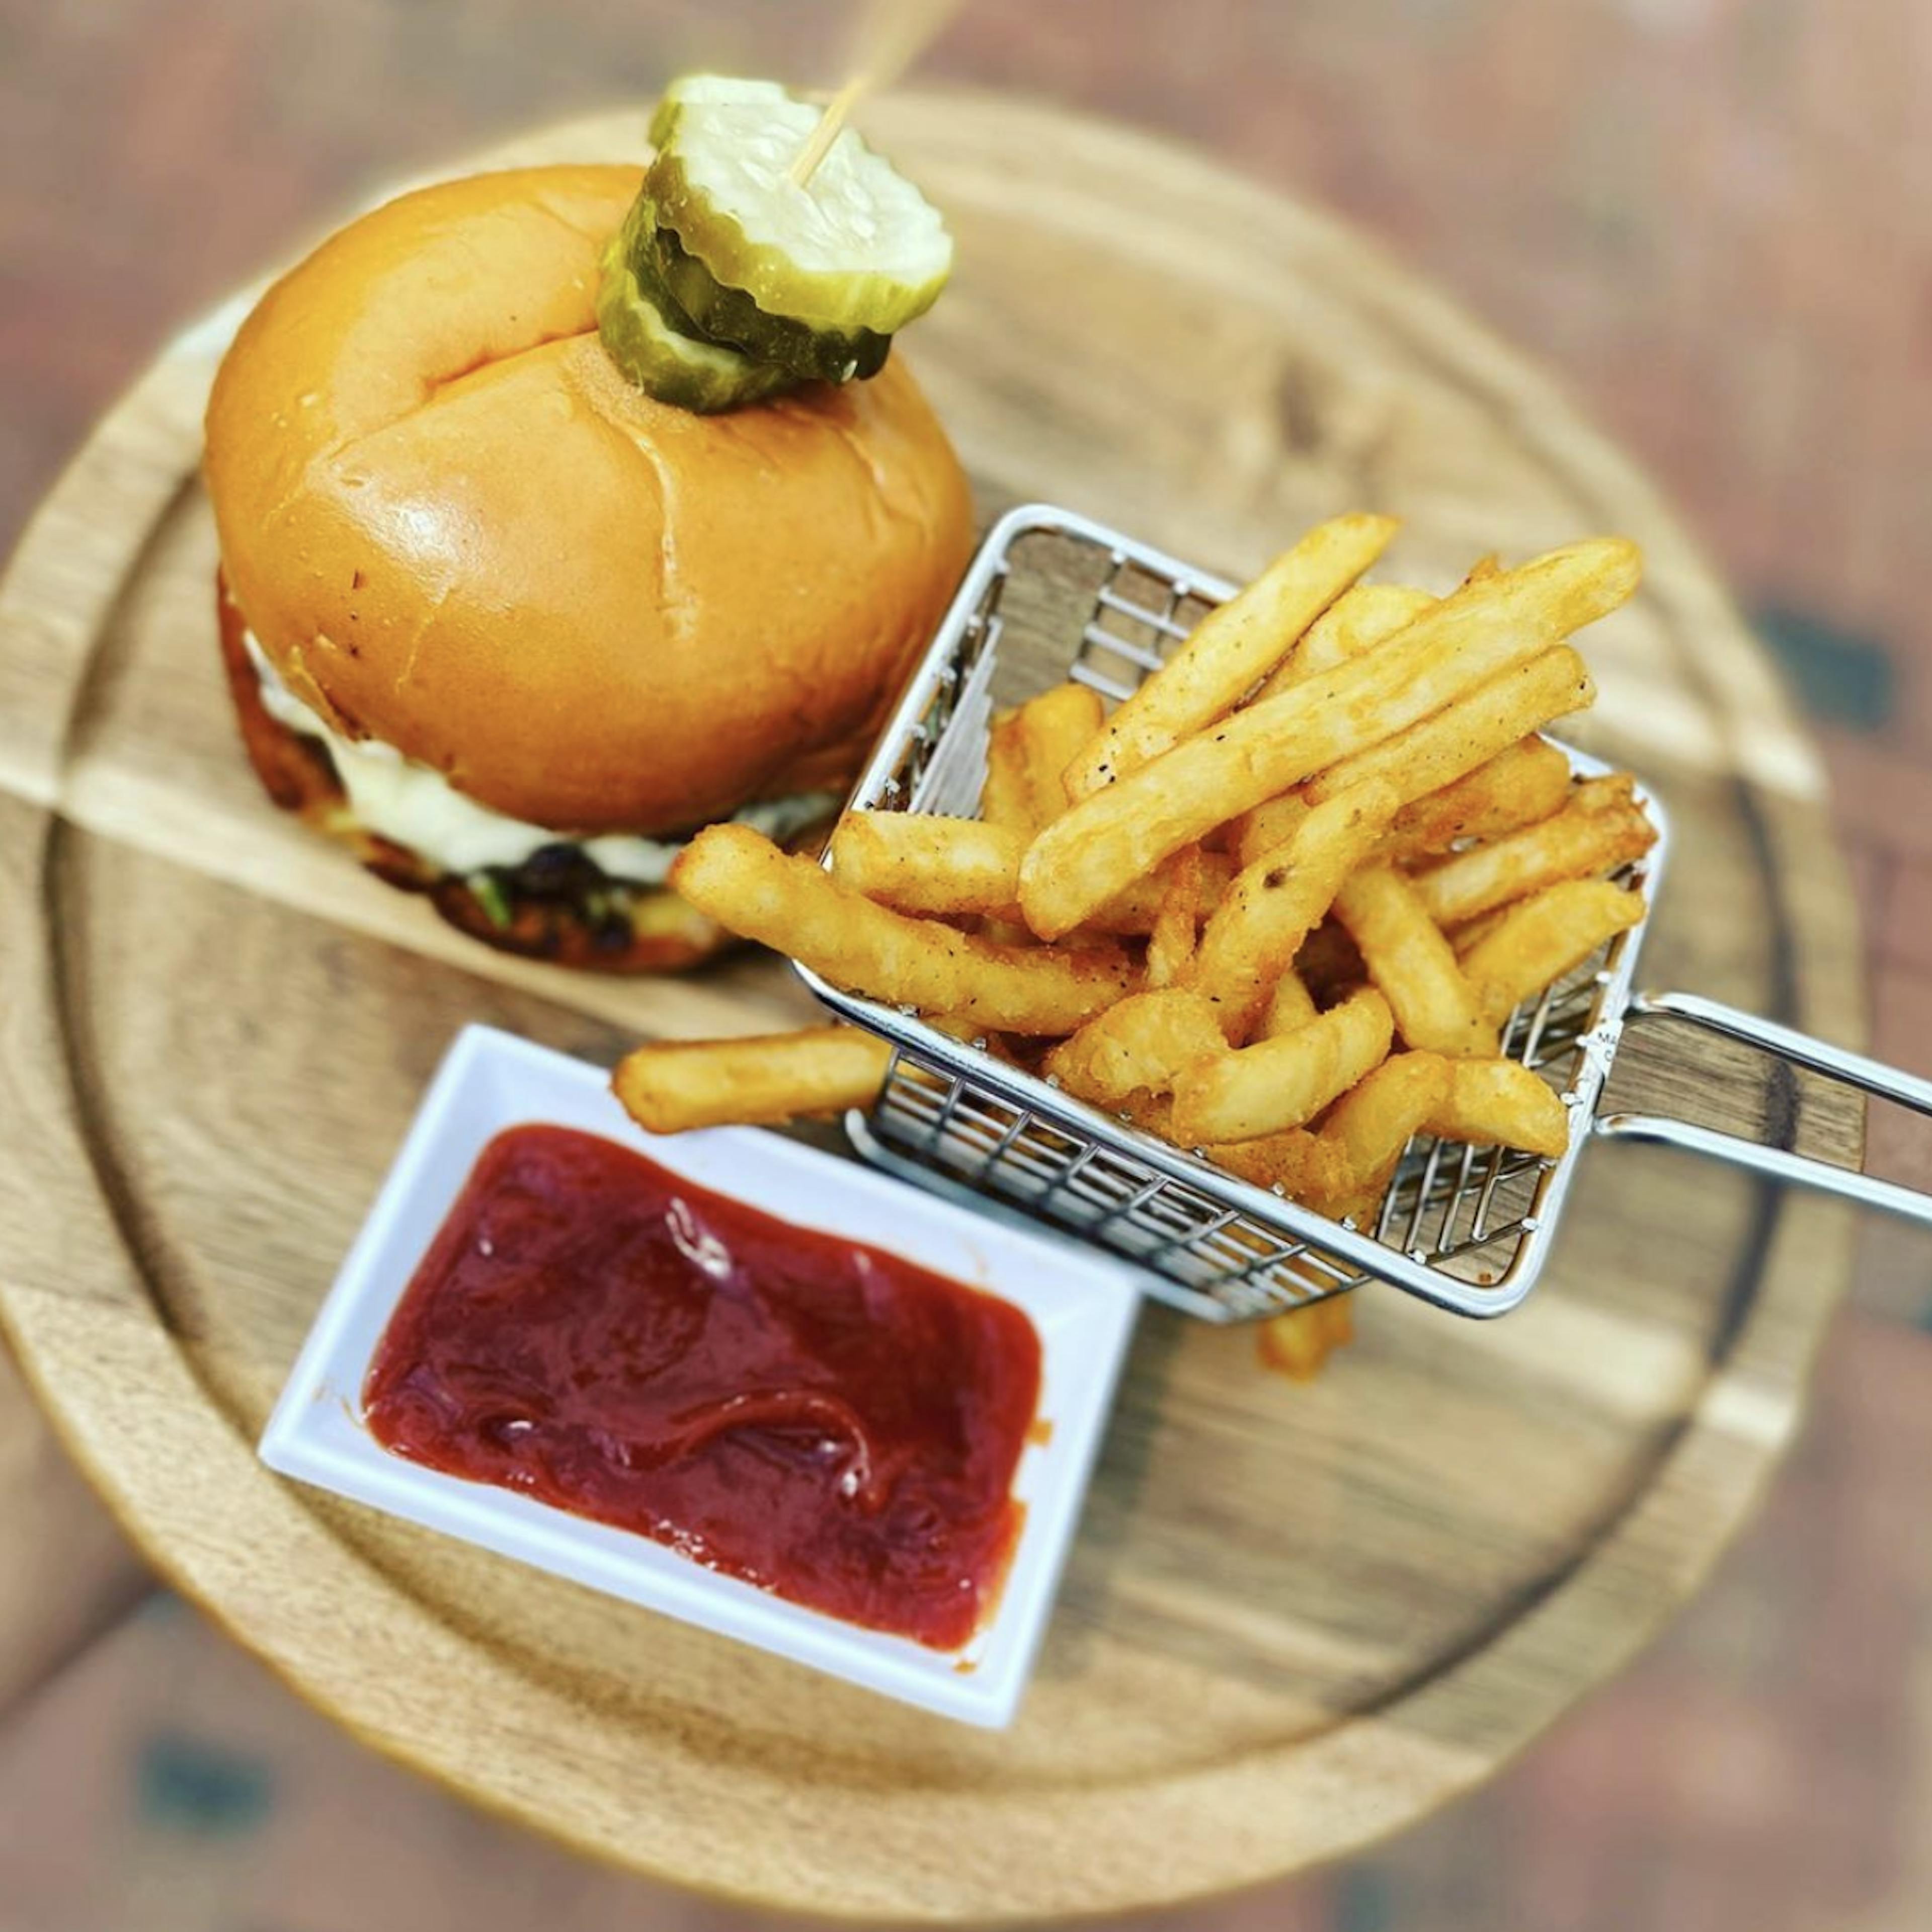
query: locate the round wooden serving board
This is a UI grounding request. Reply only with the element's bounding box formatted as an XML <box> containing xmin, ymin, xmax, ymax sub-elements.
<box><xmin>0</xmin><ymin>97</ymin><xmax>1868</xmax><ymax>1921</ymax></box>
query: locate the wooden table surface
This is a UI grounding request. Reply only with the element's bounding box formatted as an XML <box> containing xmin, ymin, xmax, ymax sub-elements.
<box><xmin>0</xmin><ymin>91</ymin><xmax>1881</xmax><ymax>1920</ymax></box>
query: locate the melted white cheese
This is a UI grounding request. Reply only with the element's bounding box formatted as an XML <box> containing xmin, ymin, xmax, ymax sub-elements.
<box><xmin>244</xmin><ymin>633</ymin><xmax>835</xmax><ymax>886</ymax></box>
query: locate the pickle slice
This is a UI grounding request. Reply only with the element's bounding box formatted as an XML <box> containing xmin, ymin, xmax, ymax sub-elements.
<box><xmin>645</xmin><ymin>220</ymin><xmax>892</xmax><ymax>383</ymax></box>
<box><xmin>595</xmin><ymin>229</ymin><xmax>798</xmax><ymax>414</ymax></box>
<box><xmin>646</xmin><ymin>74</ymin><xmax>952</xmax><ymax>339</ymax></box>
<box><xmin>647</xmin><ymin>73</ymin><xmax>791</xmax><ymax>153</ymax></box>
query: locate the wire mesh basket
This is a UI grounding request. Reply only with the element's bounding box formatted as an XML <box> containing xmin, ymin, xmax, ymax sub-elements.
<box><xmin>800</xmin><ymin>504</ymin><xmax>1931</xmax><ymax>1322</ymax></box>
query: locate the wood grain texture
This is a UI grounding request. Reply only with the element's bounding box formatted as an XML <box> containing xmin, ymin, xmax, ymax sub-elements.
<box><xmin>0</xmin><ymin>97</ymin><xmax>1868</xmax><ymax>1921</ymax></box>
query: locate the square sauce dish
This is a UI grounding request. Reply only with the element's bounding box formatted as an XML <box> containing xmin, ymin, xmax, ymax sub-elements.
<box><xmin>260</xmin><ymin>1025</ymin><xmax>1141</xmax><ymax>1728</ymax></box>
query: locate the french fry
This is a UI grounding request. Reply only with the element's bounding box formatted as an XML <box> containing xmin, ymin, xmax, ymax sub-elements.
<box><xmin>1461</xmin><ymin>553</ymin><xmax>1503</xmax><ymax>586</ymax></box>
<box><xmin>1448</xmin><ymin>906</ymin><xmax>1511</xmax><ymax>957</ymax></box>
<box><xmin>1260</xmin><ymin>969</ymin><xmax>1319</xmax><ymax>1037</ymax></box>
<box><xmin>1018</xmin><ymin>538</ymin><xmax>1639</xmax><ymax>938</ymax></box>
<box><xmin>613</xmin><ymin>1028</ymin><xmax>892</xmax><ymax>1133</ymax></box>
<box><xmin>1316</xmin><ymin>1185</ymin><xmax>1389</xmax><ymax>1235</ymax></box>
<box><xmin>672</xmin><ymin>824</ymin><xmax>1139</xmax><ymax>1034</ymax></box>
<box><xmin>1256</xmin><ymin>1295</ymin><xmax>1355</xmax><ymax>1381</ymax></box>
<box><xmin>1409</xmin><ymin>775</ymin><xmax>1656</xmax><ymax>927</ymax></box>
<box><xmin>1308</xmin><ymin>1051</ymin><xmax>1452</xmax><ymax>1224</ymax></box>
<box><xmin>1187</xmin><ymin>781</ymin><xmax>1401</xmax><ymax>1038</ymax></box>
<box><xmin>1171</xmin><ymin>986</ymin><xmax>1393</xmax><ymax>1144</ymax></box>
<box><xmin>981</xmin><ymin>711</ymin><xmax>1032</xmax><ymax>833</ymax></box>
<box><xmin>830</xmin><ymin>812</ymin><xmax>1025</xmax><ymax>920</ymax></box>
<box><xmin>1320</xmin><ymin>1052</ymin><xmax>1451</xmax><ymax>1181</ymax></box>
<box><xmin>1042</xmin><ymin>989</ymin><xmax>1226</xmax><ymax>1106</ymax></box>
<box><xmin>1228</xmin><ymin>793</ymin><xmax>1312</xmax><ymax>870</ymax></box>
<box><xmin>1332</xmin><ymin>865</ymin><xmax>1498</xmax><ymax>1058</ymax></box>
<box><xmin>1252</xmin><ymin>582</ymin><xmax>1436</xmax><ymax>700</ymax></box>
<box><xmin>1425</xmin><ymin>1058</ymin><xmax>1571</xmax><ymax>1159</ymax></box>
<box><xmin>1123</xmin><ymin>1093</ymin><xmax>1348</xmax><ymax>1201</ymax></box>
<box><xmin>1127</xmin><ymin>1093</ymin><xmax>1344</xmax><ymax>1204</ymax></box>
<box><xmin>1145</xmin><ymin>847</ymin><xmax>1205</xmax><ymax>989</ymax></box>
<box><xmin>830</xmin><ymin>809</ymin><xmax>1231</xmax><ymax>934</ymax></box>
<box><xmin>1461</xmin><ymin>880</ymin><xmax>1645</xmax><ymax>1024</ymax></box>
<box><xmin>1207</xmin><ymin>1125</ymin><xmax>1346</xmax><ymax>1198</ymax></box>
<box><xmin>1093</xmin><ymin>848</ymin><xmax>1235</xmax><ymax>936</ymax></box>
<box><xmin>1065</xmin><ymin>514</ymin><xmax>1398</xmax><ymax>799</ymax></box>
<box><xmin>1304</xmin><ymin>647</ymin><xmax>1594</xmax><ymax>809</ymax></box>
<box><xmin>1382</xmin><ymin>736</ymin><xmax>1573</xmax><ymax>863</ymax></box>
<box><xmin>984</xmin><ymin>684</ymin><xmax>1105</xmax><ymax>833</ymax></box>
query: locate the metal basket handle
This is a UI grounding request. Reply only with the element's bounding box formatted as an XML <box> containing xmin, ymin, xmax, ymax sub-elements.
<box><xmin>1595</xmin><ymin>991</ymin><xmax>1932</xmax><ymax>1224</ymax></box>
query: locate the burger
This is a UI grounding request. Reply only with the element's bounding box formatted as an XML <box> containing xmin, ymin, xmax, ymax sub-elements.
<box><xmin>203</xmin><ymin>78</ymin><xmax>974</xmax><ymax>971</ymax></box>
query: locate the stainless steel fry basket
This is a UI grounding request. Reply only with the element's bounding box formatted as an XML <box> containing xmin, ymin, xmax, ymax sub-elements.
<box><xmin>799</xmin><ymin>505</ymin><xmax>1932</xmax><ymax>1321</ymax></box>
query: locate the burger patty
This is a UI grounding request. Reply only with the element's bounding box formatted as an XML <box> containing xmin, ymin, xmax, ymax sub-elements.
<box><xmin>217</xmin><ymin>576</ymin><xmax>756</xmax><ymax>973</ymax></box>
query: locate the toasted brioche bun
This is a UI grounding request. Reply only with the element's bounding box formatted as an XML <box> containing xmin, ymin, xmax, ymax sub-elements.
<box><xmin>215</xmin><ymin>577</ymin><xmax>737</xmax><ymax>972</ymax></box>
<box><xmin>203</xmin><ymin>164</ymin><xmax>974</xmax><ymax>838</ymax></box>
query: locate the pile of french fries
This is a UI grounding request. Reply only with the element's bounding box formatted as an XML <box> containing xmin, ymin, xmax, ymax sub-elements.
<box><xmin>614</xmin><ymin>514</ymin><xmax>1657</xmax><ymax>1375</ymax></box>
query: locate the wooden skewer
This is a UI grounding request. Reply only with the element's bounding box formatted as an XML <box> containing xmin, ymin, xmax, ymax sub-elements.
<box><xmin>789</xmin><ymin>73</ymin><xmax>870</xmax><ymax>188</ymax></box>
<box><xmin>788</xmin><ymin>0</ymin><xmax>961</xmax><ymax>188</ymax></box>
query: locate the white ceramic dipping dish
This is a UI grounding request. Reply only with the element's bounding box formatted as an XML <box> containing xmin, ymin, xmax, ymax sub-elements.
<box><xmin>260</xmin><ymin>1025</ymin><xmax>1141</xmax><ymax>1727</ymax></box>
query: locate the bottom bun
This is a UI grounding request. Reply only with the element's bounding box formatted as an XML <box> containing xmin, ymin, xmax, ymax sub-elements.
<box><xmin>217</xmin><ymin>576</ymin><xmax>748</xmax><ymax>974</ymax></box>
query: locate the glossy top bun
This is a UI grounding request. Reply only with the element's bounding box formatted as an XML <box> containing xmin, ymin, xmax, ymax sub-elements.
<box><xmin>204</xmin><ymin>165</ymin><xmax>974</xmax><ymax>835</ymax></box>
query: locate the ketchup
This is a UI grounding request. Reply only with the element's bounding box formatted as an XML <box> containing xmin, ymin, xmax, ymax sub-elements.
<box><xmin>364</xmin><ymin>1125</ymin><xmax>1042</xmax><ymax>1649</ymax></box>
